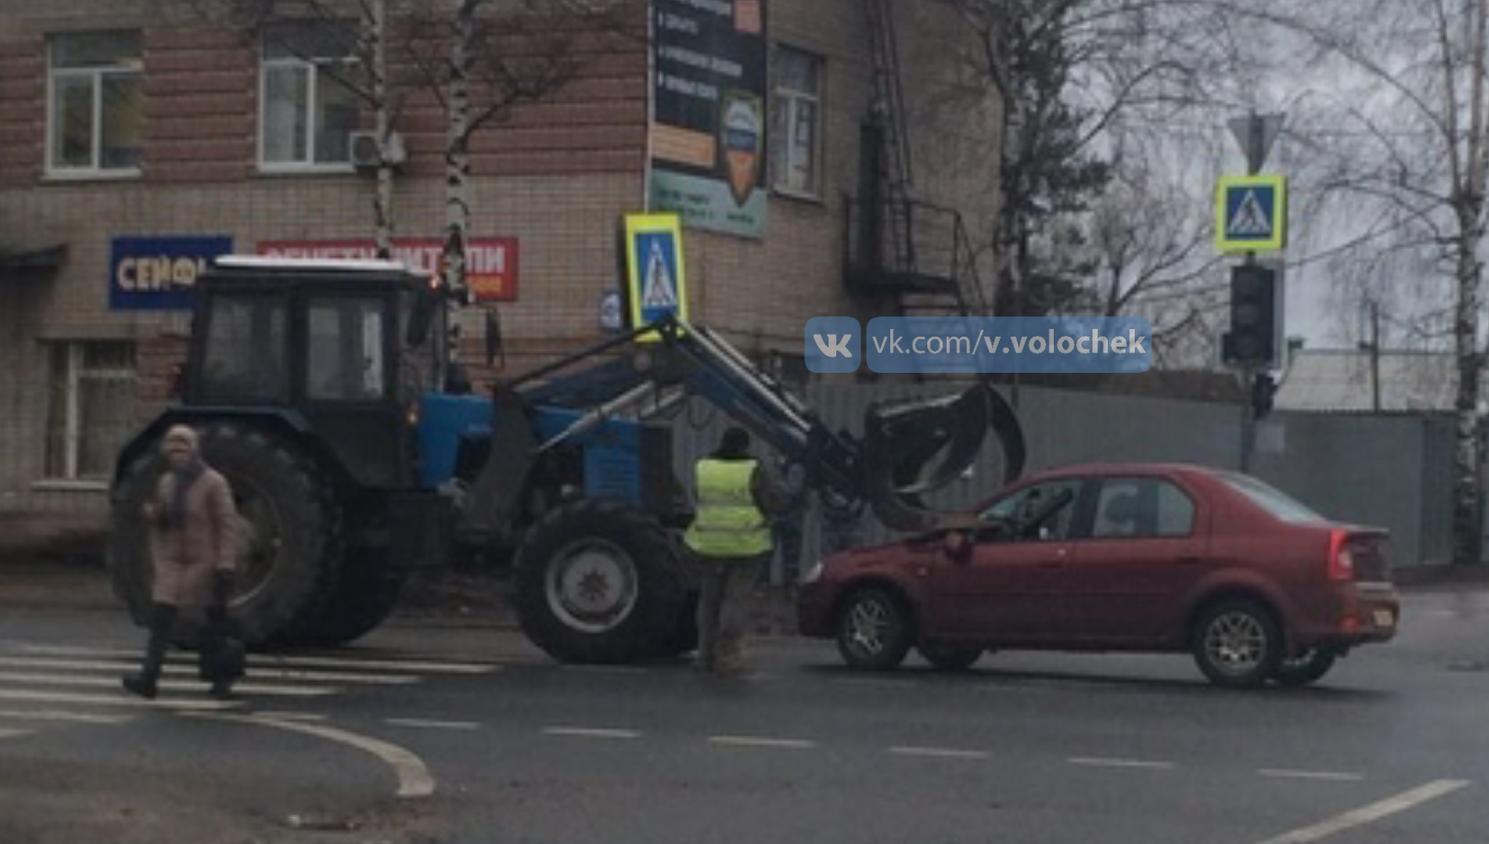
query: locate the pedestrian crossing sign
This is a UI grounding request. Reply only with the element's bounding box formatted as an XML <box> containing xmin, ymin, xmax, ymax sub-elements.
<box><xmin>622</xmin><ymin>212</ymin><xmax>689</xmax><ymax>343</ymax></box>
<box><xmin>1216</xmin><ymin>174</ymin><xmax>1287</xmax><ymax>253</ymax></box>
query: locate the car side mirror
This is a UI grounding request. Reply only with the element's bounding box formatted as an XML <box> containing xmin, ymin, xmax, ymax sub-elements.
<box><xmin>407</xmin><ymin>284</ymin><xmax>437</xmax><ymax>347</ymax></box>
<box><xmin>943</xmin><ymin>530</ymin><xmax>974</xmax><ymax>562</ymax></box>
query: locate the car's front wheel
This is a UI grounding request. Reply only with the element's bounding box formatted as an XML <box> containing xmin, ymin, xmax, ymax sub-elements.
<box><xmin>1191</xmin><ymin>598</ymin><xmax>1283</xmax><ymax>688</ymax></box>
<box><xmin>1272</xmin><ymin>648</ymin><xmax>1337</xmax><ymax>687</ymax></box>
<box><xmin>836</xmin><ymin>587</ymin><xmax>911</xmax><ymax>671</ymax></box>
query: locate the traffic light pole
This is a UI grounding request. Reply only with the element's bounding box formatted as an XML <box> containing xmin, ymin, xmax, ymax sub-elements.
<box><xmin>1238</xmin><ymin>111</ymin><xmax>1268</xmax><ymax>473</ymax></box>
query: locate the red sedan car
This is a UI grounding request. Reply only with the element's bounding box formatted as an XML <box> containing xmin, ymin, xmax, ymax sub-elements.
<box><xmin>797</xmin><ymin>464</ymin><xmax>1399</xmax><ymax>688</ymax></box>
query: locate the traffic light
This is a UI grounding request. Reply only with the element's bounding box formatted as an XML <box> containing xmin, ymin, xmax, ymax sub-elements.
<box><xmin>1223</xmin><ymin>264</ymin><xmax>1277</xmax><ymax>366</ymax></box>
<box><xmin>1252</xmin><ymin>372</ymin><xmax>1278</xmax><ymax>419</ymax></box>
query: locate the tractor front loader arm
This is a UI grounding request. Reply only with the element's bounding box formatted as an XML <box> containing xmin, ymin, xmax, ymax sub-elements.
<box><xmin>471</xmin><ymin>316</ymin><xmax>1025</xmax><ymax>537</ymax></box>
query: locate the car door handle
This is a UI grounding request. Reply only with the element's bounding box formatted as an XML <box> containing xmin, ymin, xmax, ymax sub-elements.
<box><xmin>1178</xmin><ymin>556</ymin><xmax>1201</xmax><ymax>566</ymax></box>
<box><xmin>1039</xmin><ymin>560</ymin><xmax>1063</xmax><ymax>569</ymax></box>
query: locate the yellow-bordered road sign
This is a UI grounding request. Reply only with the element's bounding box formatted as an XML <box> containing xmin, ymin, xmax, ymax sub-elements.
<box><xmin>1216</xmin><ymin>174</ymin><xmax>1287</xmax><ymax>253</ymax></box>
<box><xmin>622</xmin><ymin>212</ymin><xmax>688</xmax><ymax>343</ymax></box>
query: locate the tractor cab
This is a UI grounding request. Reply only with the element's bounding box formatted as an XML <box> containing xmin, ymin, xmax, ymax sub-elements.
<box><xmin>182</xmin><ymin>256</ymin><xmax>446</xmax><ymax>491</ymax></box>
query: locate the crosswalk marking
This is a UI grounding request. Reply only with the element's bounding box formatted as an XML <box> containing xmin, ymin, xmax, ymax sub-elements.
<box><xmin>0</xmin><ymin>656</ymin><xmax>419</xmax><ymax>685</ymax></box>
<box><xmin>19</xmin><ymin>645</ymin><xmax>501</xmax><ymax>675</ymax></box>
<box><xmin>0</xmin><ymin>640</ymin><xmax>497</xmax><ymax>731</ymax></box>
<box><xmin>0</xmin><ymin>688</ymin><xmax>241</xmax><ymax>711</ymax></box>
<box><xmin>0</xmin><ymin>671</ymin><xmax>336</xmax><ymax>697</ymax></box>
<box><xmin>0</xmin><ymin>708</ymin><xmax>132</xmax><ymax>725</ymax></box>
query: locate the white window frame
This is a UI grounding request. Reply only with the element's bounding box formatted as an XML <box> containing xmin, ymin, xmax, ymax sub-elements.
<box><xmin>258</xmin><ymin>41</ymin><xmax>359</xmax><ymax>174</ymax></box>
<box><xmin>771</xmin><ymin>45</ymin><xmax>825</xmax><ymax>200</ymax></box>
<box><xmin>44</xmin><ymin>33</ymin><xmax>143</xmax><ymax>180</ymax></box>
<box><xmin>44</xmin><ymin>342</ymin><xmax>137</xmax><ymax>483</ymax></box>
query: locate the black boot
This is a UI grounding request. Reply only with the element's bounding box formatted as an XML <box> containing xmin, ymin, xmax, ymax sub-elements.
<box><xmin>201</xmin><ymin>597</ymin><xmax>241</xmax><ymax>701</ymax></box>
<box><xmin>122</xmin><ymin>603</ymin><xmax>176</xmax><ymax>700</ymax></box>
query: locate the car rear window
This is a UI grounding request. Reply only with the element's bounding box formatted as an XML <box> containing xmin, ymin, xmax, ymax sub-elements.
<box><xmin>1220</xmin><ymin>473</ymin><xmax>1324</xmax><ymax>524</ymax></box>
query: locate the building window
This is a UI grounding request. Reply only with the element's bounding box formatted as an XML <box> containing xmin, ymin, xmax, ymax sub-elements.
<box><xmin>46</xmin><ymin>31</ymin><xmax>144</xmax><ymax>176</ymax></box>
<box><xmin>45</xmin><ymin>342</ymin><xmax>137</xmax><ymax>481</ymax></box>
<box><xmin>259</xmin><ymin>23</ymin><xmax>361</xmax><ymax>169</ymax></box>
<box><xmin>770</xmin><ymin>46</ymin><xmax>823</xmax><ymax>197</ymax></box>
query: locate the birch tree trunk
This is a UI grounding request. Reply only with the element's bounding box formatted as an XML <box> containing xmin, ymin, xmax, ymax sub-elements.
<box><xmin>1452</xmin><ymin>218</ymin><xmax>1483</xmax><ymax>565</ymax></box>
<box><xmin>442</xmin><ymin>0</ymin><xmax>476</xmax><ymax>299</ymax></box>
<box><xmin>1450</xmin><ymin>0</ymin><xmax>1488</xmax><ymax>566</ymax></box>
<box><xmin>371</xmin><ymin>0</ymin><xmax>395</xmax><ymax>257</ymax></box>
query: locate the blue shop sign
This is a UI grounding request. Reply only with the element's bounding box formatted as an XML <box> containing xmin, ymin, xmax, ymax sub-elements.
<box><xmin>110</xmin><ymin>235</ymin><xmax>233</xmax><ymax>311</ymax></box>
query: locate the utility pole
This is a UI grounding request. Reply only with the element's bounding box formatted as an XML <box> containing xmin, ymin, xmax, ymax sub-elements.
<box><xmin>1358</xmin><ymin>299</ymin><xmax>1381</xmax><ymax>412</ymax></box>
<box><xmin>1236</xmin><ymin>110</ymin><xmax>1278</xmax><ymax>472</ymax></box>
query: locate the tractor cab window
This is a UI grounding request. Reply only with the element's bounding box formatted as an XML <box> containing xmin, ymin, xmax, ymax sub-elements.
<box><xmin>198</xmin><ymin>294</ymin><xmax>289</xmax><ymax>403</ymax></box>
<box><xmin>307</xmin><ymin>297</ymin><xmax>388</xmax><ymax>402</ymax></box>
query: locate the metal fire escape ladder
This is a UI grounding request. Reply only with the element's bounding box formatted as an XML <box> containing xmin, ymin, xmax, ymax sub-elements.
<box><xmin>856</xmin><ymin>0</ymin><xmax>980</xmax><ymax>317</ymax></box>
<box><xmin>863</xmin><ymin>0</ymin><xmax>914</xmax><ymax>269</ymax></box>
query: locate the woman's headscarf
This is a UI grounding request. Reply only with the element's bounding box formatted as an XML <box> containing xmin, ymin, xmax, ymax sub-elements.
<box><xmin>162</xmin><ymin>425</ymin><xmax>206</xmax><ymax>528</ymax></box>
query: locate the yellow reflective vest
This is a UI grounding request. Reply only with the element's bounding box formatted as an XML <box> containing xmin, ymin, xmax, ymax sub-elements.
<box><xmin>683</xmin><ymin>457</ymin><xmax>772</xmax><ymax>557</ymax></box>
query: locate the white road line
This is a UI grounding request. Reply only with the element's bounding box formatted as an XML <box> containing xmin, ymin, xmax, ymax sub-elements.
<box><xmin>1259</xmin><ymin>769</ymin><xmax>1365</xmax><ymax>783</ymax></box>
<box><xmin>188</xmin><ymin>712</ymin><xmax>435</xmax><ymax>799</ymax></box>
<box><xmin>0</xmin><ymin>708</ymin><xmax>132</xmax><ymax>725</ymax></box>
<box><xmin>1254</xmin><ymin>779</ymin><xmax>1472</xmax><ymax>844</ymax></box>
<box><xmin>385</xmin><ymin>718</ymin><xmax>481</xmax><ymax>731</ymax></box>
<box><xmin>708</xmin><ymin>735</ymin><xmax>816</xmax><ymax>750</ymax></box>
<box><xmin>0</xmin><ymin>688</ymin><xmax>240</xmax><ymax>711</ymax></box>
<box><xmin>0</xmin><ymin>671</ymin><xmax>336</xmax><ymax>697</ymax></box>
<box><xmin>1068</xmin><ymin>756</ymin><xmax>1175</xmax><ymax>770</ymax></box>
<box><xmin>833</xmin><ymin>677</ymin><xmax>919</xmax><ymax>688</ymax></box>
<box><xmin>889</xmin><ymin>745</ymin><xmax>989</xmax><ymax>760</ymax></box>
<box><xmin>0</xmin><ymin>656</ymin><xmax>417</xmax><ymax>685</ymax></box>
<box><xmin>17</xmin><ymin>645</ymin><xmax>498</xmax><ymax>674</ymax></box>
<box><xmin>0</xmin><ymin>728</ymin><xmax>34</xmax><ymax>740</ymax></box>
<box><xmin>541</xmin><ymin>726</ymin><xmax>642</xmax><ymax>740</ymax></box>
<box><xmin>253</xmin><ymin>710</ymin><xmax>327</xmax><ymax>722</ymax></box>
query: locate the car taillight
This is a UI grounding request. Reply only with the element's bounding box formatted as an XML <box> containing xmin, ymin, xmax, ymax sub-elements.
<box><xmin>1328</xmin><ymin>529</ymin><xmax>1356</xmax><ymax>581</ymax></box>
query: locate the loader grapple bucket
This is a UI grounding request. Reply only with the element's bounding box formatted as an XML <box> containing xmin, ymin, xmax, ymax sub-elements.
<box><xmin>860</xmin><ymin>384</ymin><xmax>1025</xmax><ymax>533</ymax></box>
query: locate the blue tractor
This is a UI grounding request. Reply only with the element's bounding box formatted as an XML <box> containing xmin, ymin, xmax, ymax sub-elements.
<box><xmin>108</xmin><ymin>257</ymin><xmax>1023</xmax><ymax>662</ymax></box>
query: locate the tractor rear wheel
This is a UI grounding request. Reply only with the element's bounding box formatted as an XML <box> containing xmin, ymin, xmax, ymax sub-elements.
<box><xmin>292</xmin><ymin>552</ymin><xmax>405</xmax><ymax>647</ymax></box>
<box><xmin>513</xmin><ymin>499</ymin><xmax>687</xmax><ymax>664</ymax></box>
<box><xmin>108</xmin><ymin>421</ymin><xmax>342</xmax><ymax>648</ymax></box>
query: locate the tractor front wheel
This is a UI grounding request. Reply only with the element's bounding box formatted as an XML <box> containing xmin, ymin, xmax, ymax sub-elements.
<box><xmin>512</xmin><ymin>499</ymin><xmax>687</xmax><ymax>664</ymax></box>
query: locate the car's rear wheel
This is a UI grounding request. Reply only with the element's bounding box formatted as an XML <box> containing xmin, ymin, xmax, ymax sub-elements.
<box><xmin>918</xmin><ymin>643</ymin><xmax>983</xmax><ymax>672</ymax></box>
<box><xmin>835</xmin><ymin>587</ymin><xmax>911</xmax><ymax>671</ymax></box>
<box><xmin>1272</xmin><ymin>648</ymin><xmax>1337</xmax><ymax>687</ymax></box>
<box><xmin>1191</xmin><ymin>598</ymin><xmax>1283</xmax><ymax>688</ymax></box>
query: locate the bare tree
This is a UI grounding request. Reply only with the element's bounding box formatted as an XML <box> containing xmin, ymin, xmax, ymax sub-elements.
<box><xmin>164</xmin><ymin>0</ymin><xmax>412</xmax><ymax>254</ymax></box>
<box><xmin>399</xmin><ymin>0</ymin><xmax>636</xmax><ymax>296</ymax></box>
<box><xmin>1225</xmin><ymin>0</ymin><xmax>1489</xmax><ymax>565</ymax></box>
<box><xmin>935</xmin><ymin>0</ymin><xmax>1237</xmax><ymax>318</ymax></box>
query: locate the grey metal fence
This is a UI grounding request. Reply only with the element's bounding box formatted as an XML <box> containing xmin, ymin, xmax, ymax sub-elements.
<box><xmin>670</xmin><ymin>380</ymin><xmax>1462</xmax><ymax>573</ymax></box>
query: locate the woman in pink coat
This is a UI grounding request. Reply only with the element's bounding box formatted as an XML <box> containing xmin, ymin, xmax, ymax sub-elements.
<box><xmin>122</xmin><ymin>425</ymin><xmax>241</xmax><ymax>700</ymax></box>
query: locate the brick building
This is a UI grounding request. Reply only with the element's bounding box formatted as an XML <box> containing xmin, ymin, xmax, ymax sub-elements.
<box><xmin>0</xmin><ymin>0</ymin><xmax>1000</xmax><ymax>523</ymax></box>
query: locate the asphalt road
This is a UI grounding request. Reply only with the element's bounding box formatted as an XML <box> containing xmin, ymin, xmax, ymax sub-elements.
<box><xmin>1</xmin><ymin>590</ymin><xmax>1486</xmax><ymax>844</ymax></box>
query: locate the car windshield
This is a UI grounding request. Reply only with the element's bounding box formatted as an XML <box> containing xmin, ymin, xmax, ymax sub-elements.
<box><xmin>1221</xmin><ymin>473</ymin><xmax>1325</xmax><ymax>524</ymax></box>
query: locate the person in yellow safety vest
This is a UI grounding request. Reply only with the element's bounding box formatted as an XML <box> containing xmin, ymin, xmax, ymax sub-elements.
<box><xmin>684</xmin><ymin>426</ymin><xmax>788</xmax><ymax>675</ymax></box>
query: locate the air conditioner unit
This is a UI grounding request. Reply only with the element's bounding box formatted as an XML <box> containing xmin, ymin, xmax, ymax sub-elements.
<box><xmin>349</xmin><ymin>130</ymin><xmax>406</xmax><ymax>169</ymax></box>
